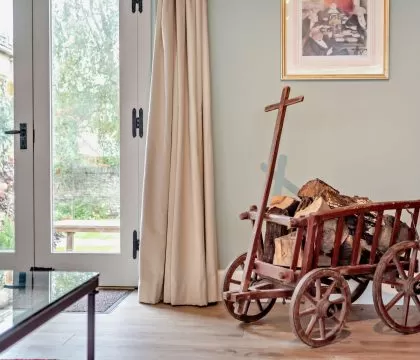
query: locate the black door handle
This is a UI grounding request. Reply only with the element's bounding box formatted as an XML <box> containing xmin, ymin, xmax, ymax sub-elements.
<box><xmin>4</xmin><ymin>129</ymin><xmax>21</xmax><ymax>135</ymax></box>
<box><xmin>4</xmin><ymin>123</ymin><xmax>27</xmax><ymax>149</ymax></box>
<box><xmin>132</xmin><ymin>230</ymin><xmax>139</xmax><ymax>259</ymax></box>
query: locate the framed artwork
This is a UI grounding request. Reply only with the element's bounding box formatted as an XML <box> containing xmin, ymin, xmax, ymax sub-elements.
<box><xmin>281</xmin><ymin>0</ymin><xmax>389</xmax><ymax>80</ymax></box>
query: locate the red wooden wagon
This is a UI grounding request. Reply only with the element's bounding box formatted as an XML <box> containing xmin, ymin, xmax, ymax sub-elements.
<box><xmin>222</xmin><ymin>86</ymin><xmax>420</xmax><ymax>347</ymax></box>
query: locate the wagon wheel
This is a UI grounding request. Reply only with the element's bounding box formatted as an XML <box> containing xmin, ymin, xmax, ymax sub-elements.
<box><xmin>290</xmin><ymin>268</ymin><xmax>351</xmax><ymax>347</ymax></box>
<box><xmin>222</xmin><ymin>253</ymin><xmax>276</xmax><ymax>323</ymax></box>
<box><xmin>373</xmin><ymin>240</ymin><xmax>420</xmax><ymax>334</ymax></box>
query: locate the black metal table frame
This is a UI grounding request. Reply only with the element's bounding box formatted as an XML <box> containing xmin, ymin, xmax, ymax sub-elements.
<box><xmin>0</xmin><ymin>274</ymin><xmax>99</xmax><ymax>360</ymax></box>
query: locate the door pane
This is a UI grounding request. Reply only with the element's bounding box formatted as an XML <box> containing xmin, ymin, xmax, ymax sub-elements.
<box><xmin>51</xmin><ymin>0</ymin><xmax>120</xmax><ymax>254</ymax></box>
<box><xmin>0</xmin><ymin>0</ymin><xmax>15</xmax><ymax>252</ymax></box>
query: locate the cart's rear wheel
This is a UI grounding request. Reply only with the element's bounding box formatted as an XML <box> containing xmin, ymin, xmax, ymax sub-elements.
<box><xmin>222</xmin><ymin>253</ymin><xmax>276</xmax><ymax>323</ymax></box>
<box><xmin>290</xmin><ymin>268</ymin><xmax>351</xmax><ymax>347</ymax></box>
<box><xmin>373</xmin><ymin>240</ymin><xmax>420</xmax><ymax>334</ymax></box>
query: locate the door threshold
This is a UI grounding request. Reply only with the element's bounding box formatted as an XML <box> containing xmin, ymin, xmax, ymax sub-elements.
<box><xmin>97</xmin><ymin>286</ymin><xmax>137</xmax><ymax>291</ymax></box>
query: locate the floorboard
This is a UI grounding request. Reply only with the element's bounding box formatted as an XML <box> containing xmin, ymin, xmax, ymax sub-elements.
<box><xmin>1</xmin><ymin>292</ymin><xmax>420</xmax><ymax>359</ymax></box>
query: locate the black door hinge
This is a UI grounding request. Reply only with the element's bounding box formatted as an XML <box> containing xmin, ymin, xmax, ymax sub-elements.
<box><xmin>133</xmin><ymin>230</ymin><xmax>140</xmax><ymax>259</ymax></box>
<box><xmin>132</xmin><ymin>0</ymin><xmax>143</xmax><ymax>13</ymax></box>
<box><xmin>132</xmin><ymin>108</ymin><xmax>144</xmax><ymax>138</ymax></box>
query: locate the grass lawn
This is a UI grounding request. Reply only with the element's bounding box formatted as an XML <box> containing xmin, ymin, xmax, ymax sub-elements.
<box><xmin>54</xmin><ymin>232</ymin><xmax>120</xmax><ymax>253</ymax></box>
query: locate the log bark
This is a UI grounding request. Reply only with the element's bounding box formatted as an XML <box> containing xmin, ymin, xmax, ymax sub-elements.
<box><xmin>297</xmin><ymin>178</ymin><xmax>371</xmax><ymax>210</ymax></box>
<box><xmin>273</xmin><ymin>231</ymin><xmax>331</xmax><ymax>267</ymax></box>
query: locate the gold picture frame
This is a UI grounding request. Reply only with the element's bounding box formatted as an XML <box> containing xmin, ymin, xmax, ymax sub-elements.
<box><xmin>281</xmin><ymin>0</ymin><xmax>389</xmax><ymax>80</ymax></box>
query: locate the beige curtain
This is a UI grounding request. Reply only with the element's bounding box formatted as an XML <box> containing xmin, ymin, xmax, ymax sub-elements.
<box><xmin>138</xmin><ymin>0</ymin><xmax>218</xmax><ymax>306</ymax></box>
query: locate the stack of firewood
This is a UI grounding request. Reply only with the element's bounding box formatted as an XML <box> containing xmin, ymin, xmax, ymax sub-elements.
<box><xmin>269</xmin><ymin>178</ymin><xmax>412</xmax><ymax>267</ymax></box>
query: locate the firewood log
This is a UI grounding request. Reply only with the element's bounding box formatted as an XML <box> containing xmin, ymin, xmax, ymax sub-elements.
<box><xmin>367</xmin><ymin>214</ymin><xmax>410</xmax><ymax>253</ymax></box>
<box><xmin>271</xmin><ymin>179</ymin><xmax>415</xmax><ymax>267</ymax></box>
<box><xmin>273</xmin><ymin>231</ymin><xmax>303</xmax><ymax>267</ymax></box>
<box><xmin>268</xmin><ymin>195</ymin><xmax>300</xmax><ymax>213</ymax></box>
<box><xmin>273</xmin><ymin>231</ymin><xmax>331</xmax><ymax>267</ymax></box>
<box><xmin>264</xmin><ymin>196</ymin><xmax>300</xmax><ymax>263</ymax></box>
<box><xmin>297</xmin><ymin>178</ymin><xmax>371</xmax><ymax>211</ymax></box>
<box><xmin>294</xmin><ymin>197</ymin><xmax>350</xmax><ymax>256</ymax></box>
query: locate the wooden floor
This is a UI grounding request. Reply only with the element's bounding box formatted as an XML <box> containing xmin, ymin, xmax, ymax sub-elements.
<box><xmin>2</xmin><ymin>292</ymin><xmax>420</xmax><ymax>360</ymax></box>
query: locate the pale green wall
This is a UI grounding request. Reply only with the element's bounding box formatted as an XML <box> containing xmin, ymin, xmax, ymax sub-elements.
<box><xmin>209</xmin><ymin>0</ymin><xmax>420</xmax><ymax>268</ymax></box>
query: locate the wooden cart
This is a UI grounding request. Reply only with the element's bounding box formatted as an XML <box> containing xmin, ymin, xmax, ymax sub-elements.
<box><xmin>222</xmin><ymin>86</ymin><xmax>420</xmax><ymax>347</ymax></box>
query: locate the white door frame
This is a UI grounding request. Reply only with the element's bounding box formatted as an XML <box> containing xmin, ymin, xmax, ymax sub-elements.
<box><xmin>33</xmin><ymin>0</ymin><xmax>151</xmax><ymax>286</ymax></box>
<box><xmin>0</xmin><ymin>0</ymin><xmax>35</xmax><ymax>270</ymax></box>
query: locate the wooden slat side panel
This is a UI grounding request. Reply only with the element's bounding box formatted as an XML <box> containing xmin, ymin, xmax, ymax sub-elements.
<box><xmin>313</xmin><ymin>221</ymin><xmax>324</xmax><ymax>269</ymax></box>
<box><xmin>370</xmin><ymin>211</ymin><xmax>384</xmax><ymax>264</ymax></box>
<box><xmin>389</xmin><ymin>209</ymin><xmax>402</xmax><ymax>247</ymax></box>
<box><xmin>409</xmin><ymin>207</ymin><xmax>419</xmax><ymax>240</ymax></box>
<box><xmin>351</xmin><ymin>213</ymin><xmax>364</xmax><ymax>265</ymax></box>
<box><xmin>300</xmin><ymin>217</ymin><xmax>316</xmax><ymax>278</ymax></box>
<box><xmin>331</xmin><ymin>217</ymin><xmax>344</xmax><ymax>267</ymax></box>
<box><xmin>291</xmin><ymin>227</ymin><xmax>304</xmax><ymax>271</ymax></box>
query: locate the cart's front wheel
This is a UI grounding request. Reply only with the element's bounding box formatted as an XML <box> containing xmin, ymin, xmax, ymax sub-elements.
<box><xmin>290</xmin><ymin>269</ymin><xmax>351</xmax><ymax>347</ymax></box>
<box><xmin>373</xmin><ymin>240</ymin><xmax>420</xmax><ymax>334</ymax></box>
<box><xmin>222</xmin><ymin>253</ymin><xmax>276</xmax><ymax>323</ymax></box>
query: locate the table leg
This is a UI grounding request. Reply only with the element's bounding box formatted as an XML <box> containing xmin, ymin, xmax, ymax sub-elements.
<box><xmin>87</xmin><ymin>290</ymin><xmax>97</xmax><ymax>360</ymax></box>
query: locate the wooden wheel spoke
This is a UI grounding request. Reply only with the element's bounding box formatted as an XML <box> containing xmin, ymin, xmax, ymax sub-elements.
<box><xmin>303</xmin><ymin>292</ymin><xmax>317</xmax><ymax>306</ymax></box>
<box><xmin>244</xmin><ymin>300</ymin><xmax>251</xmax><ymax>314</ymax></box>
<box><xmin>385</xmin><ymin>291</ymin><xmax>404</xmax><ymax>312</ymax></box>
<box><xmin>393</xmin><ymin>254</ymin><xmax>407</xmax><ymax>281</ymax></box>
<box><xmin>256</xmin><ymin>299</ymin><xmax>264</xmax><ymax>312</ymax></box>
<box><xmin>316</xmin><ymin>279</ymin><xmax>321</xmax><ymax>301</ymax></box>
<box><xmin>318</xmin><ymin>318</ymin><xmax>326</xmax><ymax>340</ymax></box>
<box><xmin>330</xmin><ymin>297</ymin><xmax>345</xmax><ymax>305</ymax></box>
<box><xmin>305</xmin><ymin>315</ymin><xmax>318</xmax><ymax>336</ymax></box>
<box><xmin>230</xmin><ymin>279</ymin><xmax>241</xmax><ymax>286</ymax></box>
<box><xmin>322</xmin><ymin>280</ymin><xmax>337</xmax><ymax>300</ymax></box>
<box><xmin>299</xmin><ymin>306</ymin><xmax>316</xmax><ymax>317</ymax></box>
<box><xmin>402</xmin><ymin>293</ymin><xmax>411</xmax><ymax>327</ymax></box>
<box><xmin>331</xmin><ymin>315</ymin><xmax>341</xmax><ymax>325</ymax></box>
<box><xmin>411</xmin><ymin>294</ymin><xmax>420</xmax><ymax>313</ymax></box>
<box><xmin>383</xmin><ymin>279</ymin><xmax>404</xmax><ymax>287</ymax></box>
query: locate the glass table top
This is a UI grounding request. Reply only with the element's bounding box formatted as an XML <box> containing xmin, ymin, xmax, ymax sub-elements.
<box><xmin>0</xmin><ymin>271</ymin><xmax>98</xmax><ymax>336</ymax></box>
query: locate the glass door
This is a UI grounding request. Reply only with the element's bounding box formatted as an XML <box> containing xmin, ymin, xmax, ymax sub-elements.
<box><xmin>0</xmin><ymin>0</ymin><xmax>34</xmax><ymax>270</ymax></box>
<box><xmin>34</xmin><ymin>0</ymin><xmax>151</xmax><ymax>286</ymax></box>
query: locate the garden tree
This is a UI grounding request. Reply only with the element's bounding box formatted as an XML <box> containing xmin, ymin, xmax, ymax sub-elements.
<box><xmin>52</xmin><ymin>0</ymin><xmax>120</xmax><ymax>220</ymax></box>
<box><xmin>0</xmin><ymin>76</ymin><xmax>14</xmax><ymax>248</ymax></box>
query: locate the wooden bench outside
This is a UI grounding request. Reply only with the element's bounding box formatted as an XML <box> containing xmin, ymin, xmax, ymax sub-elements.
<box><xmin>54</xmin><ymin>219</ymin><xmax>120</xmax><ymax>252</ymax></box>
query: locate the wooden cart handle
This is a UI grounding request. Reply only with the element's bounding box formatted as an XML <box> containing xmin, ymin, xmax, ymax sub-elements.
<box><xmin>265</xmin><ymin>96</ymin><xmax>304</xmax><ymax>112</ymax></box>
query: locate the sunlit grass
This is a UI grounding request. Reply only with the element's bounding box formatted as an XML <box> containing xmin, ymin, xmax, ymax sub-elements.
<box><xmin>54</xmin><ymin>232</ymin><xmax>120</xmax><ymax>253</ymax></box>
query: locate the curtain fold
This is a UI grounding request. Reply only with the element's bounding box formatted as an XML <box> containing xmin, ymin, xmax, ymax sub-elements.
<box><xmin>138</xmin><ymin>0</ymin><xmax>218</xmax><ymax>306</ymax></box>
